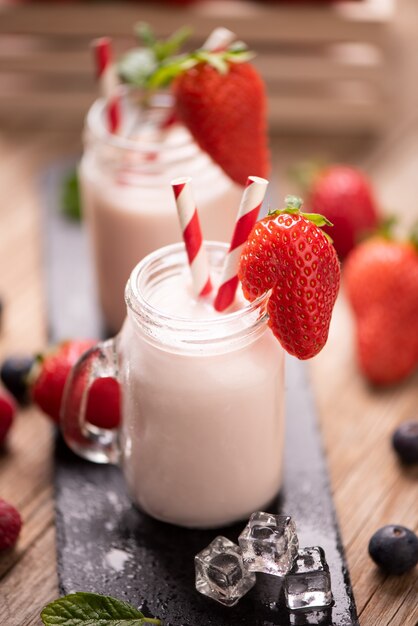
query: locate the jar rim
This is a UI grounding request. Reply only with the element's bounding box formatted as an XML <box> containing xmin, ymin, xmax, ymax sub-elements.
<box><xmin>85</xmin><ymin>92</ymin><xmax>192</xmax><ymax>155</ymax></box>
<box><xmin>125</xmin><ymin>242</ymin><xmax>269</xmax><ymax>350</ymax></box>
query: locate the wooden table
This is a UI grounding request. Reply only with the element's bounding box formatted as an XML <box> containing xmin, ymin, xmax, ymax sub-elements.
<box><xmin>1</xmin><ymin>0</ymin><xmax>418</xmax><ymax>609</ymax></box>
<box><xmin>0</xmin><ymin>123</ymin><xmax>417</xmax><ymax>626</ymax></box>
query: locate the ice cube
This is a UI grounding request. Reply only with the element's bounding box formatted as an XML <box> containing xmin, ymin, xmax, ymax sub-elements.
<box><xmin>195</xmin><ymin>536</ymin><xmax>256</xmax><ymax>607</ymax></box>
<box><xmin>285</xmin><ymin>546</ymin><xmax>333</xmax><ymax>610</ymax></box>
<box><xmin>238</xmin><ymin>511</ymin><xmax>299</xmax><ymax>576</ymax></box>
<box><xmin>289</xmin><ymin>607</ymin><xmax>332</xmax><ymax>625</ymax></box>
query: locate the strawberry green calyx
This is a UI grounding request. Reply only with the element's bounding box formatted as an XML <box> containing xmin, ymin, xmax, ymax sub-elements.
<box><xmin>118</xmin><ymin>23</ymin><xmax>254</xmax><ymax>91</ymax></box>
<box><xmin>408</xmin><ymin>221</ymin><xmax>418</xmax><ymax>251</ymax></box>
<box><xmin>268</xmin><ymin>195</ymin><xmax>334</xmax><ymax>229</ymax></box>
<box><xmin>376</xmin><ymin>215</ymin><xmax>397</xmax><ymax>240</ymax></box>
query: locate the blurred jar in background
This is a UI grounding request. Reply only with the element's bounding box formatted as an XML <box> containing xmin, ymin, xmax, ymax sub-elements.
<box><xmin>79</xmin><ymin>92</ymin><xmax>243</xmax><ymax>334</ymax></box>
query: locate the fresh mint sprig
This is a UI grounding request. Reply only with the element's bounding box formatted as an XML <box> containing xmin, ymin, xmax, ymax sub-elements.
<box><xmin>41</xmin><ymin>592</ymin><xmax>162</xmax><ymax>625</ymax></box>
<box><xmin>118</xmin><ymin>23</ymin><xmax>254</xmax><ymax>91</ymax></box>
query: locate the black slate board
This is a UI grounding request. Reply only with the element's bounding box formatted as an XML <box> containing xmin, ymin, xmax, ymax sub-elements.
<box><xmin>42</xmin><ymin>162</ymin><xmax>359</xmax><ymax>626</ymax></box>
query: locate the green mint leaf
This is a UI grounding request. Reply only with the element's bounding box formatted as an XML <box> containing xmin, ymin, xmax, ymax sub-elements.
<box><xmin>136</xmin><ymin>22</ymin><xmax>157</xmax><ymax>49</ymax></box>
<box><xmin>118</xmin><ymin>48</ymin><xmax>158</xmax><ymax>87</ymax></box>
<box><xmin>41</xmin><ymin>592</ymin><xmax>162</xmax><ymax>625</ymax></box>
<box><xmin>146</xmin><ymin>56</ymin><xmax>197</xmax><ymax>89</ymax></box>
<box><xmin>61</xmin><ymin>170</ymin><xmax>81</xmax><ymax>221</ymax></box>
<box><xmin>153</xmin><ymin>26</ymin><xmax>192</xmax><ymax>62</ymax></box>
<box><xmin>119</xmin><ymin>24</ymin><xmax>254</xmax><ymax>91</ymax></box>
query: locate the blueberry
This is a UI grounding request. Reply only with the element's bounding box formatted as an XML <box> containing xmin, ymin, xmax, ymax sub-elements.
<box><xmin>369</xmin><ymin>525</ymin><xmax>418</xmax><ymax>575</ymax></box>
<box><xmin>0</xmin><ymin>356</ymin><xmax>35</xmax><ymax>405</ymax></box>
<box><xmin>392</xmin><ymin>421</ymin><xmax>418</xmax><ymax>464</ymax></box>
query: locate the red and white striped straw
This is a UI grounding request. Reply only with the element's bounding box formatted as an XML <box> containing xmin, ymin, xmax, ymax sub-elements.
<box><xmin>214</xmin><ymin>176</ymin><xmax>269</xmax><ymax>312</ymax></box>
<box><xmin>202</xmin><ymin>27</ymin><xmax>236</xmax><ymax>52</ymax></box>
<box><xmin>92</xmin><ymin>37</ymin><xmax>121</xmax><ymax>134</ymax></box>
<box><xmin>171</xmin><ymin>177</ymin><xmax>212</xmax><ymax>297</ymax></box>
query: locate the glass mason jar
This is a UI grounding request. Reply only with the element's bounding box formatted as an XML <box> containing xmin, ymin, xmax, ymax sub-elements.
<box><xmin>61</xmin><ymin>242</ymin><xmax>285</xmax><ymax>529</ymax></box>
<box><xmin>79</xmin><ymin>93</ymin><xmax>244</xmax><ymax>334</ymax></box>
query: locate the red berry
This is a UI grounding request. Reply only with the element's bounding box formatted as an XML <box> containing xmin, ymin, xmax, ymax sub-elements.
<box><xmin>239</xmin><ymin>197</ymin><xmax>340</xmax><ymax>359</ymax></box>
<box><xmin>85</xmin><ymin>377</ymin><xmax>121</xmax><ymax>430</ymax></box>
<box><xmin>308</xmin><ymin>165</ymin><xmax>379</xmax><ymax>259</ymax></box>
<box><xmin>0</xmin><ymin>390</ymin><xmax>16</xmax><ymax>445</ymax></box>
<box><xmin>345</xmin><ymin>238</ymin><xmax>418</xmax><ymax>385</ymax></box>
<box><xmin>31</xmin><ymin>340</ymin><xmax>96</xmax><ymax>423</ymax></box>
<box><xmin>173</xmin><ymin>62</ymin><xmax>269</xmax><ymax>186</ymax></box>
<box><xmin>0</xmin><ymin>499</ymin><xmax>22</xmax><ymax>550</ymax></box>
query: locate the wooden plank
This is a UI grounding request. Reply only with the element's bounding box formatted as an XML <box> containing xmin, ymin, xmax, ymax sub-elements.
<box><xmin>0</xmin><ymin>90</ymin><xmax>388</xmax><ymax>133</ymax></box>
<box><xmin>0</xmin><ymin>2</ymin><xmax>393</xmax><ymax>44</ymax></box>
<box><xmin>0</xmin><ymin>1</ymin><xmax>392</xmax><ymax>134</ymax></box>
<box><xmin>0</xmin><ymin>102</ymin><xmax>417</xmax><ymax>623</ymax></box>
<box><xmin>0</xmin><ymin>47</ymin><xmax>384</xmax><ymax>85</ymax></box>
<box><xmin>0</xmin><ymin>527</ymin><xmax>58</xmax><ymax>626</ymax></box>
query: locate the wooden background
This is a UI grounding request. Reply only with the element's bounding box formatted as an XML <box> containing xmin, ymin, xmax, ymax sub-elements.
<box><xmin>0</xmin><ymin>0</ymin><xmax>395</xmax><ymax>132</ymax></box>
<box><xmin>0</xmin><ymin>1</ymin><xmax>417</xmax><ymax>625</ymax></box>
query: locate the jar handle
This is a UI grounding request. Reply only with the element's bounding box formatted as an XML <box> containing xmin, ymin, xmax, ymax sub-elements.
<box><xmin>60</xmin><ymin>337</ymin><xmax>121</xmax><ymax>464</ymax></box>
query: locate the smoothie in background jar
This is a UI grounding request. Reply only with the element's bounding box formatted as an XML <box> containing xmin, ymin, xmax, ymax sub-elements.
<box><xmin>79</xmin><ymin>93</ymin><xmax>244</xmax><ymax>333</ymax></box>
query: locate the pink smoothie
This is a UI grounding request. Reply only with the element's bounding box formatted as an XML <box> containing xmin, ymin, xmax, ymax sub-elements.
<box><xmin>120</xmin><ymin>265</ymin><xmax>285</xmax><ymax>528</ymax></box>
<box><xmin>80</xmin><ymin>114</ymin><xmax>243</xmax><ymax>333</ymax></box>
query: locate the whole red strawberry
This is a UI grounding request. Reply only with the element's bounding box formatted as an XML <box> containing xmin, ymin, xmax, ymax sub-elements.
<box><xmin>239</xmin><ymin>196</ymin><xmax>340</xmax><ymax>359</ymax></box>
<box><xmin>85</xmin><ymin>377</ymin><xmax>121</xmax><ymax>430</ymax></box>
<box><xmin>173</xmin><ymin>60</ymin><xmax>269</xmax><ymax>186</ymax></box>
<box><xmin>31</xmin><ymin>340</ymin><xmax>95</xmax><ymax>423</ymax></box>
<box><xmin>307</xmin><ymin>165</ymin><xmax>379</xmax><ymax>259</ymax></box>
<box><xmin>345</xmin><ymin>237</ymin><xmax>418</xmax><ymax>385</ymax></box>
<box><xmin>0</xmin><ymin>389</ymin><xmax>16</xmax><ymax>445</ymax></box>
<box><xmin>0</xmin><ymin>499</ymin><xmax>22</xmax><ymax>550</ymax></box>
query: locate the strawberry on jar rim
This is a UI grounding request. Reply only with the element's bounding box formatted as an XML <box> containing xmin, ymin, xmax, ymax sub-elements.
<box><xmin>172</xmin><ymin>59</ymin><xmax>269</xmax><ymax>187</ymax></box>
<box><xmin>239</xmin><ymin>195</ymin><xmax>341</xmax><ymax>360</ymax></box>
<box><xmin>118</xmin><ymin>27</ymin><xmax>270</xmax><ymax>187</ymax></box>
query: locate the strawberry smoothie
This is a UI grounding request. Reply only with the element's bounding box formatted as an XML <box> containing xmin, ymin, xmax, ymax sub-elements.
<box><xmin>119</xmin><ymin>242</ymin><xmax>285</xmax><ymax>528</ymax></box>
<box><xmin>79</xmin><ymin>98</ymin><xmax>243</xmax><ymax>333</ymax></box>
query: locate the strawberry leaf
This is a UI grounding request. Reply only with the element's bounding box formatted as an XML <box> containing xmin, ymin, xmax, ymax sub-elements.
<box><xmin>409</xmin><ymin>221</ymin><xmax>418</xmax><ymax>251</ymax></box>
<box><xmin>197</xmin><ymin>50</ymin><xmax>229</xmax><ymax>74</ymax></box>
<box><xmin>301</xmin><ymin>212</ymin><xmax>333</xmax><ymax>228</ymax></box>
<box><xmin>268</xmin><ymin>196</ymin><xmax>334</xmax><ymax>229</ymax></box>
<box><xmin>40</xmin><ymin>592</ymin><xmax>161</xmax><ymax>625</ymax></box>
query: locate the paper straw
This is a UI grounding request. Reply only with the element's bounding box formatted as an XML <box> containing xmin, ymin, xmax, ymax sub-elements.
<box><xmin>92</xmin><ymin>37</ymin><xmax>121</xmax><ymax>134</ymax></box>
<box><xmin>202</xmin><ymin>27</ymin><xmax>236</xmax><ymax>52</ymax></box>
<box><xmin>171</xmin><ymin>177</ymin><xmax>212</xmax><ymax>297</ymax></box>
<box><xmin>214</xmin><ymin>176</ymin><xmax>269</xmax><ymax>312</ymax></box>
